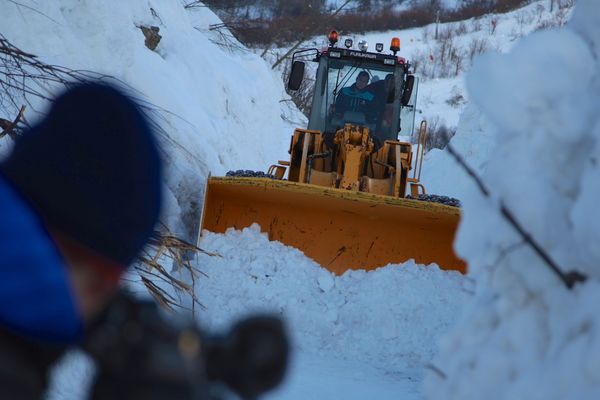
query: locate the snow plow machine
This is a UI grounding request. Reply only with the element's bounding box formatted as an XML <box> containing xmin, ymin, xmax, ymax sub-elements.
<box><xmin>199</xmin><ymin>32</ymin><xmax>466</xmax><ymax>274</ymax></box>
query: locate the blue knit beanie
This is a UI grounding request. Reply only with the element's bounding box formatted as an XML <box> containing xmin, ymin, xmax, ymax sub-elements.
<box><xmin>0</xmin><ymin>82</ymin><xmax>162</xmax><ymax>267</ymax></box>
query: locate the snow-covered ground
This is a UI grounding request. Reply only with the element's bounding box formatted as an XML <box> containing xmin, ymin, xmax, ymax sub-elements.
<box><xmin>3</xmin><ymin>0</ymin><xmax>599</xmax><ymax>399</ymax></box>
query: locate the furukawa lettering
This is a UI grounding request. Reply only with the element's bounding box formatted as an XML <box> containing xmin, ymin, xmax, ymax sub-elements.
<box><xmin>347</xmin><ymin>51</ymin><xmax>378</xmax><ymax>59</ymax></box>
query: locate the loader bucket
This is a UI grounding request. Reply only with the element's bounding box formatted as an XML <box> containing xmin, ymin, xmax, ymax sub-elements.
<box><xmin>200</xmin><ymin>177</ymin><xmax>466</xmax><ymax>274</ymax></box>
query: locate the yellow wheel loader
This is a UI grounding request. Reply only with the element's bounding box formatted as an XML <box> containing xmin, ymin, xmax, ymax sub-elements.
<box><xmin>199</xmin><ymin>32</ymin><xmax>466</xmax><ymax>274</ymax></box>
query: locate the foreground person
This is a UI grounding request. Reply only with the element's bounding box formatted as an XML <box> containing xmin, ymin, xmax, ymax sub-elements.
<box><xmin>0</xmin><ymin>82</ymin><xmax>288</xmax><ymax>399</ymax></box>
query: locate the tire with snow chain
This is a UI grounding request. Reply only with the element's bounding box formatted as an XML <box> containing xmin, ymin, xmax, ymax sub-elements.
<box><xmin>406</xmin><ymin>194</ymin><xmax>461</xmax><ymax>208</ymax></box>
<box><xmin>226</xmin><ymin>169</ymin><xmax>279</xmax><ymax>179</ymax></box>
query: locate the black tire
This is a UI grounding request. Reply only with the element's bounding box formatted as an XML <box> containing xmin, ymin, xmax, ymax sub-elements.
<box><xmin>225</xmin><ymin>170</ymin><xmax>279</xmax><ymax>179</ymax></box>
<box><xmin>406</xmin><ymin>194</ymin><xmax>461</xmax><ymax>208</ymax></box>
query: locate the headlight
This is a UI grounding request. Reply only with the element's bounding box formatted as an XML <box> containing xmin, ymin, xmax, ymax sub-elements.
<box><xmin>358</xmin><ymin>40</ymin><xmax>368</xmax><ymax>52</ymax></box>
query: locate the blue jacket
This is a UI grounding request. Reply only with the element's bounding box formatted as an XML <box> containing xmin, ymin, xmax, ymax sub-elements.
<box><xmin>334</xmin><ymin>84</ymin><xmax>376</xmax><ymax>120</ymax></box>
<box><xmin>0</xmin><ymin>174</ymin><xmax>82</xmax><ymax>343</ymax></box>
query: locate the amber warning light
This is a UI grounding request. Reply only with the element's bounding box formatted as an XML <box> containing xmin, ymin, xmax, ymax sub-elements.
<box><xmin>390</xmin><ymin>37</ymin><xmax>400</xmax><ymax>54</ymax></box>
<box><xmin>328</xmin><ymin>30</ymin><xmax>339</xmax><ymax>46</ymax></box>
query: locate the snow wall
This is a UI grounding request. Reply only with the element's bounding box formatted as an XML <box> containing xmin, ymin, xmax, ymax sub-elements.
<box><xmin>424</xmin><ymin>0</ymin><xmax>600</xmax><ymax>398</ymax></box>
<box><xmin>0</xmin><ymin>0</ymin><xmax>303</xmax><ymax>242</ymax></box>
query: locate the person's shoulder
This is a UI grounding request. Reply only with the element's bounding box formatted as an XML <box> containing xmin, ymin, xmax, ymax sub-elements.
<box><xmin>341</xmin><ymin>86</ymin><xmax>355</xmax><ymax>95</ymax></box>
<box><xmin>0</xmin><ymin>174</ymin><xmax>82</xmax><ymax>343</ymax></box>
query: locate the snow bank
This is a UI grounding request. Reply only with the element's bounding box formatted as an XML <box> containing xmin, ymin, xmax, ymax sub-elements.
<box><xmin>0</xmin><ymin>0</ymin><xmax>303</xmax><ymax>240</ymax></box>
<box><xmin>195</xmin><ymin>225</ymin><xmax>470</xmax><ymax>375</ymax></box>
<box><xmin>424</xmin><ymin>0</ymin><xmax>600</xmax><ymax>398</ymax></box>
<box><xmin>420</xmin><ymin>103</ymin><xmax>495</xmax><ymax>199</ymax></box>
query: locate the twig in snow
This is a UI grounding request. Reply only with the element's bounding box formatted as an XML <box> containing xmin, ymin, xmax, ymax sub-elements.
<box><xmin>7</xmin><ymin>0</ymin><xmax>61</xmax><ymax>25</ymax></box>
<box><xmin>425</xmin><ymin>363</ymin><xmax>447</xmax><ymax>380</ymax></box>
<box><xmin>183</xmin><ymin>1</ymin><xmax>207</xmax><ymax>9</ymax></box>
<box><xmin>445</xmin><ymin>142</ymin><xmax>587</xmax><ymax>290</ymax></box>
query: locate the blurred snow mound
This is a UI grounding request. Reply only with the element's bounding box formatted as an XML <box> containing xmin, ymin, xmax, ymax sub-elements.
<box><xmin>424</xmin><ymin>1</ymin><xmax>600</xmax><ymax>398</ymax></box>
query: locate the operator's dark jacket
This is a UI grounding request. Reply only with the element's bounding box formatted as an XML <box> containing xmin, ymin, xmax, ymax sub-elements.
<box><xmin>334</xmin><ymin>83</ymin><xmax>376</xmax><ymax>121</ymax></box>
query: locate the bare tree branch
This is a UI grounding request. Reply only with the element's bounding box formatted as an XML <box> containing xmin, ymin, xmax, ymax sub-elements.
<box><xmin>7</xmin><ymin>0</ymin><xmax>61</xmax><ymax>25</ymax></box>
<box><xmin>0</xmin><ymin>105</ymin><xmax>27</xmax><ymax>139</ymax></box>
<box><xmin>183</xmin><ymin>1</ymin><xmax>207</xmax><ymax>10</ymax></box>
<box><xmin>271</xmin><ymin>0</ymin><xmax>353</xmax><ymax>69</ymax></box>
<box><xmin>0</xmin><ymin>33</ymin><xmax>113</xmax><ymax>116</ymax></box>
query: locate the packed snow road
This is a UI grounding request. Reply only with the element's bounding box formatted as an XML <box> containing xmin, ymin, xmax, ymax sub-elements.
<box><xmin>265</xmin><ymin>352</ymin><xmax>422</xmax><ymax>400</ymax></box>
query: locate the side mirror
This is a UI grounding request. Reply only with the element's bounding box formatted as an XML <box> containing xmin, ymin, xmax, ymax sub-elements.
<box><xmin>287</xmin><ymin>61</ymin><xmax>305</xmax><ymax>91</ymax></box>
<box><xmin>401</xmin><ymin>75</ymin><xmax>415</xmax><ymax>106</ymax></box>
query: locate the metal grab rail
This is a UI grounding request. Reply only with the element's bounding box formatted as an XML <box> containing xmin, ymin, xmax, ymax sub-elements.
<box><xmin>412</xmin><ymin>120</ymin><xmax>427</xmax><ymax>182</ymax></box>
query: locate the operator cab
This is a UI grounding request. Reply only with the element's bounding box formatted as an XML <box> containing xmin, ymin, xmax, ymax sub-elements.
<box><xmin>288</xmin><ymin>33</ymin><xmax>418</xmax><ymax>147</ymax></box>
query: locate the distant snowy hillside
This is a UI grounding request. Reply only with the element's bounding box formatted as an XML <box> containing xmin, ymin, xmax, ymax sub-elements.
<box><xmin>419</xmin><ymin>1</ymin><xmax>575</xmax><ymax>197</ymax></box>
<box><xmin>0</xmin><ymin>0</ymin><xmax>305</xmax><ymax>241</ymax></box>
<box><xmin>289</xmin><ymin>0</ymin><xmax>573</xmax><ymax>134</ymax></box>
<box><xmin>351</xmin><ymin>0</ymin><xmax>575</xmax><ymax>199</ymax></box>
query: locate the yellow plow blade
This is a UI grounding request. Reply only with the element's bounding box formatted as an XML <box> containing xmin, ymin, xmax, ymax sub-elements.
<box><xmin>200</xmin><ymin>177</ymin><xmax>466</xmax><ymax>274</ymax></box>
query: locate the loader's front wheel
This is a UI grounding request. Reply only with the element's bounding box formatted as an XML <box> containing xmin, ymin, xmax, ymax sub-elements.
<box><xmin>406</xmin><ymin>194</ymin><xmax>461</xmax><ymax>208</ymax></box>
<box><xmin>226</xmin><ymin>170</ymin><xmax>279</xmax><ymax>179</ymax></box>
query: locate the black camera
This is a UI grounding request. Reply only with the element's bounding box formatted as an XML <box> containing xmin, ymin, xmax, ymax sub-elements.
<box><xmin>82</xmin><ymin>291</ymin><xmax>289</xmax><ymax>400</ymax></box>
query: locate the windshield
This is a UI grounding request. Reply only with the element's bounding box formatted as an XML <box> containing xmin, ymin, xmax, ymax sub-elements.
<box><xmin>308</xmin><ymin>59</ymin><xmax>399</xmax><ymax>146</ymax></box>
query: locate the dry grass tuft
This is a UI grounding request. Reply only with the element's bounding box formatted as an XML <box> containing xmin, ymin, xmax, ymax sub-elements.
<box><xmin>135</xmin><ymin>228</ymin><xmax>221</xmax><ymax>316</ymax></box>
